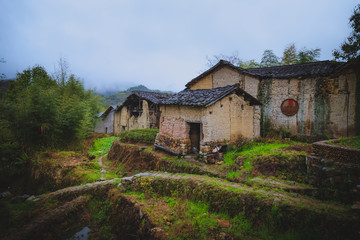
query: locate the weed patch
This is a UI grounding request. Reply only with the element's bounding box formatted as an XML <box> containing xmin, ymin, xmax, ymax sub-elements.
<box><xmin>88</xmin><ymin>136</ymin><xmax>119</xmax><ymax>158</ymax></box>
<box><xmin>328</xmin><ymin>136</ymin><xmax>360</xmax><ymax>150</ymax></box>
<box><xmin>118</xmin><ymin>128</ymin><xmax>159</xmax><ymax>144</ymax></box>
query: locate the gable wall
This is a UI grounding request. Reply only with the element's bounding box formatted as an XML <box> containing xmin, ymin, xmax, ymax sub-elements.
<box><xmin>190</xmin><ymin>74</ymin><xmax>213</xmax><ymax>90</ymax></box>
<box><xmin>94</xmin><ymin>111</ymin><xmax>114</xmax><ymax>134</ymax></box>
<box><xmin>157</xmin><ymin>94</ymin><xmax>260</xmax><ymax>153</ymax></box>
<box><xmin>258</xmin><ymin>71</ymin><xmax>357</xmax><ymax>137</ymax></box>
<box><xmin>128</xmin><ymin>100</ymin><xmax>150</xmax><ymax>130</ymax></box>
<box><xmin>244</xmin><ymin>75</ymin><xmax>260</xmax><ymax>98</ymax></box>
<box><xmin>212</xmin><ymin>66</ymin><xmax>243</xmax><ymax>88</ymax></box>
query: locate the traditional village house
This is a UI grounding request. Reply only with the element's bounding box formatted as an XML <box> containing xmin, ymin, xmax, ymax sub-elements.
<box><xmin>94</xmin><ymin>105</ymin><xmax>117</xmax><ymax>134</ymax></box>
<box><xmin>185</xmin><ymin>60</ymin><xmax>359</xmax><ymax>138</ymax></box>
<box><xmin>113</xmin><ymin>91</ymin><xmax>170</xmax><ymax>134</ymax></box>
<box><xmin>154</xmin><ymin>84</ymin><xmax>261</xmax><ymax>155</ymax></box>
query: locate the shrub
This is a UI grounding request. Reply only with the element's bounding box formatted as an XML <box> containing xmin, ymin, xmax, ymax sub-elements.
<box><xmin>118</xmin><ymin>128</ymin><xmax>159</xmax><ymax>144</ymax></box>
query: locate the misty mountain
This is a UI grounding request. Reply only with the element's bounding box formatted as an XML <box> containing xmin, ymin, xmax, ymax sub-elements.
<box><xmin>97</xmin><ymin>84</ymin><xmax>172</xmax><ymax>108</ymax></box>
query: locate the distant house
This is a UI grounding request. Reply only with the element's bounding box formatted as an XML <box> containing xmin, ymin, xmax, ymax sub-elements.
<box><xmin>113</xmin><ymin>91</ymin><xmax>170</xmax><ymax>134</ymax></box>
<box><xmin>94</xmin><ymin>105</ymin><xmax>117</xmax><ymax>134</ymax></box>
<box><xmin>154</xmin><ymin>84</ymin><xmax>261</xmax><ymax>154</ymax></box>
<box><xmin>185</xmin><ymin>60</ymin><xmax>359</xmax><ymax>138</ymax></box>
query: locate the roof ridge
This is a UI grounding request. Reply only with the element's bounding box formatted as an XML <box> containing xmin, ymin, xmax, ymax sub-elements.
<box><xmin>246</xmin><ymin>60</ymin><xmax>344</xmax><ymax>70</ymax></box>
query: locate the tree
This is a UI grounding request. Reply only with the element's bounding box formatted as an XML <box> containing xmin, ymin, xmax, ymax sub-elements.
<box><xmin>206</xmin><ymin>52</ymin><xmax>241</xmax><ymax>67</ymax></box>
<box><xmin>238</xmin><ymin>59</ymin><xmax>262</xmax><ymax>69</ymax></box>
<box><xmin>297</xmin><ymin>48</ymin><xmax>321</xmax><ymax>64</ymax></box>
<box><xmin>281</xmin><ymin>44</ymin><xmax>298</xmax><ymax>65</ymax></box>
<box><xmin>0</xmin><ymin>58</ymin><xmax>6</xmax><ymax>79</ymax></box>
<box><xmin>52</xmin><ymin>57</ymin><xmax>69</xmax><ymax>87</ymax></box>
<box><xmin>260</xmin><ymin>50</ymin><xmax>280</xmax><ymax>67</ymax></box>
<box><xmin>333</xmin><ymin>4</ymin><xmax>360</xmax><ymax>61</ymax></box>
<box><xmin>206</xmin><ymin>44</ymin><xmax>321</xmax><ymax>69</ymax></box>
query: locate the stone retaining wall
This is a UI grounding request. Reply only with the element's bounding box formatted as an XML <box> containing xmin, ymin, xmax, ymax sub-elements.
<box><xmin>306</xmin><ymin>139</ymin><xmax>360</xmax><ymax>203</ymax></box>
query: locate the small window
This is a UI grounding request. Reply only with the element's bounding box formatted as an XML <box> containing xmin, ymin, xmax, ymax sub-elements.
<box><xmin>241</xmin><ymin>105</ymin><xmax>244</xmax><ymax>110</ymax></box>
<box><xmin>209</xmin><ymin>111</ymin><xmax>212</xmax><ymax>114</ymax></box>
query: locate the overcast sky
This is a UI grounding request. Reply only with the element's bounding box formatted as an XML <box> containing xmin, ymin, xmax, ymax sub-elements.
<box><xmin>0</xmin><ymin>0</ymin><xmax>358</xmax><ymax>92</ymax></box>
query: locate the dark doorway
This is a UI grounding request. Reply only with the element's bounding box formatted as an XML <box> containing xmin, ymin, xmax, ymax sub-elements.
<box><xmin>189</xmin><ymin>123</ymin><xmax>201</xmax><ymax>153</ymax></box>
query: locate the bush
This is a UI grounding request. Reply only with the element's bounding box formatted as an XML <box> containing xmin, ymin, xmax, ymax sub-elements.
<box><xmin>118</xmin><ymin>129</ymin><xmax>159</xmax><ymax>144</ymax></box>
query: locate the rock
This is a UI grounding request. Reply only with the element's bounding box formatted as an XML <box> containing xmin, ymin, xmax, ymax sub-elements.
<box><xmin>26</xmin><ymin>195</ymin><xmax>40</xmax><ymax>202</ymax></box>
<box><xmin>138</xmin><ymin>146</ymin><xmax>148</xmax><ymax>152</ymax></box>
<box><xmin>139</xmin><ymin>209</ymin><xmax>144</xmax><ymax>219</ymax></box>
<box><xmin>0</xmin><ymin>190</ymin><xmax>12</xmax><ymax>199</ymax></box>
<box><xmin>26</xmin><ymin>195</ymin><xmax>36</xmax><ymax>201</ymax></box>
<box><xmin>11</xmin><ymin>194</ymin><xmax>30</xmax><ymax>203</ymax></box>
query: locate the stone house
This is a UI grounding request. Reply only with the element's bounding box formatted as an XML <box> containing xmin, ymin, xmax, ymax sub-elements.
<box><xmin>185</xmin><ymin>60</ymin><xmax>359</xmax><ymax>138</ymax></box>
<box><xmin>113</xmin><ymin>91</ymin><xmax>170</xmax><ymax>134</ymax></box>
<box><xmin>154</xmin><ymin>84</ymin><xmax>261</xmax><ymax>154</ymax></box>
<box><xmin>94</xmin><ymin>105</ymin><xmax>117</xmax><ymax>134</ymax></box>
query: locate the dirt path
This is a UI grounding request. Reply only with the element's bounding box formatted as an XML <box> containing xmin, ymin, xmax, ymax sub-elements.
<box><xmin>98</xmin><ymin>154</ymin><xmax>109</xmax><ymax>181</ymax></box>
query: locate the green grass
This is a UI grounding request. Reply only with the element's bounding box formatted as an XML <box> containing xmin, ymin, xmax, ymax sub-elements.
<box><xmin>88</xmin><ymin>198</ymin><xmax>114</xmax><ymax>239</ymax></box>
<box><xmin>88</xmin><ymin>136</ymin><xmax>119</xmax><ymax>158</ymax></box>
<box><xmin>226</xmin><ymin>171</ymin><xmax>241</xmax><ymax>179</ymax></box>
<box><xmin>329</xmin><ymin>136</ymin><xmax>360</xmax><ymax>150</ymax></box>
<box><xmin>223</xmin><ymin>141</ymin><xmax>301</xmax><ymax>171</ymax></box>
<box><xmin>118</xmin><ymin>128</ymin><xmax>159</xmax><ymax>144</ymax></box>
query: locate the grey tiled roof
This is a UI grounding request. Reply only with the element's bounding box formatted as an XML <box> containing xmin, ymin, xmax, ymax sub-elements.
<box><xmin>130</xmin><ymin>91</ymin><xmax>171</xmax><ymax>104</ymax></box>
<box><xmin>161</xmin><ymin>84</ymin><xmax>261</xmax><ymax>107</ymax></box>
<box><xmin>185</xmin><ymin>60</ymin><xmax>345</xmax><ymax>89</ymax></box>
<box><xmin>246</xmin><ymin>61</ymin><xmax>345</xmax><ymax>79</ymax></box>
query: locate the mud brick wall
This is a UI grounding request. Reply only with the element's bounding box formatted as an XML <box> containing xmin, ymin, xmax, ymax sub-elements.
<box><xmin>155</xmin><ymin>134</ymin><xmax>191</xmax><ymax>154</ymax></box>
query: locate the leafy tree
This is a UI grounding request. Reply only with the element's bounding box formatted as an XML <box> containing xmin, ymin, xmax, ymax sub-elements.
<box><xmin>238</xmin><ymin>59</ymin><xmax>262</xmax><ymax>69</ymax></box>
<box><xmin>333</xmin><ymin>4</ymin><xmax>360</xmax><ymax>61</ymax></box>
<box><xmin>281</xmin><ymin>44</ymin><xmax>298</xmax><ymax>65</ymax></box>
<box><xmin>0</xmin><ymin>64</ymin><xmax>101</xmax><ymax>177</ymax></box>
<box><xmin>297</xmin><ymin>48</ymin><xmax>321</xmax><ymax>63</ymax></box>
<box><xmin>260</xmin><ymin>50</ymin><xmax>280</xmax><ymax>67</ymax></box>
<box><xmin>206</xmin><ymin>44</ymin><xmax>321</xmax><ymax>69</ymax></box>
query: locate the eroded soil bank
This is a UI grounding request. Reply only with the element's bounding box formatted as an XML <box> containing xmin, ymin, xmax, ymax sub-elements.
<box><xmin>1</xmin><ymin>138</ymin><xmax>359</xmax><ymax>239</ymax></box>
<box><xmin>1</xmin><ymin>173</ymin><xmax>358</xmax><ymax>240</ymax></box>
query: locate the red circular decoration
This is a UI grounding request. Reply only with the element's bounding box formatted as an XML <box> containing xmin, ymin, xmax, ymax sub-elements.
<box><xmin>281</xmin><ymin>99</ymin><xmax>299</xmax><ymax>116</ymax></box>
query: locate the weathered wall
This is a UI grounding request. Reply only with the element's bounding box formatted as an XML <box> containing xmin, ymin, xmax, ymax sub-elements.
<box><xmin>212</xmin><ymin>67</ymin><xmax>242</xmax><ymax>88</ymax></box>
<box><xmin>190</xmin><ymin>67</ymin><xmax>243</xmax><ymax>90</ymax></box>
<box><xmin>258</xmin><ymin>72</ymin><xmax>357</xmax><ymax>137</ymax></box>
<box><xmin>114</xmin><ymin>100</ymin><xmax>154</xmax><ymax>134</ymax></box>
<box><xmin>157</xmin><ymin>94</ymin><xmax>260</xmax><ymax>153</ymax></box>
<box><xmin>159</xmin><ymin>105</ymin><xmax>203</xmax><ymax>140</ymax></box>
<box><xmin>113</xmin><ymin>106</ymin><xmax>130</xmax><ymax>134</ymax></box>
<box><xmin>229</xmin><ymin>94</ymin><xmax>256</xmax><ymax>140</ymax></box>
<box><xmin>190</xmin><ymin>74</ymin><xmax>213</xmax><ymax>90</ymax></box>
<box><xmin>244</xmin><ymin>75</ymin><xmax>260</xmax><ymax>98</ymax></box>
<box><xmin>94</xmin><ymin>111</ymin><xmax>114</xmax><ymax>134</ymax></box>
<box><xmin>128</xmin><ymin>100</ymin><xmax>150</xmax><ymax>130</ymax></box>
<box><xmin>328</xmin><ymin>72</ymin><xmax>357</xmax><ymax>137</ymax></box>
